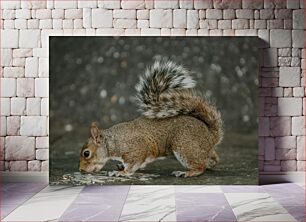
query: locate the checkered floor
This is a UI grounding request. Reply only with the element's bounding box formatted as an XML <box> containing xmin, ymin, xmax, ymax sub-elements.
<box><xmin>1</xmin><ymin>182</ymin><xmax>304</xmax><ymax>221</ymax></box>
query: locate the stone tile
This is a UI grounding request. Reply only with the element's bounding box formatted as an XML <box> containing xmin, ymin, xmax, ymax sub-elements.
<box><xmin>293</xmin><ymin>87</ymin><xmax>305</xmax><ymax>97</ymax></box>
<box><xmin>52</xmin><ymin>9</ymin><xmax>64</xmax><ymax>19</ymax></box>
<box><xmin>270</xmin><ymin>29</ymin><xmax>291</xmax><ymax>48</ymax></box>
<box><xmin>14</xmin><ymin>19</ymin><xmax>27</xmax><ymax>29</ymax></box>
<box><xmin>150</xmin><ymin>9</ymin><xmax>172</xmax><ymax>28</ymax></box>
<box><xmin>187</xmin><ymin>10</ymin><xmax>199</xmax><ymax>29</ymax></box>
<box><xmin>20</xmin><ymin>116</ymin><xmax>48</xmax><ymax>136</ymax></box>
<box><xmin>3</xmin><ymin>67</ymin><xmax>24</xmax><ymax>78</ymax></box>
<box><xmin>78</xmin><ymin>0</ymin><xmax>97</xmax><ymax>8</ymax></box>
<box><xmin>1</xmin><ymin>98</ymin><xmax>10</xmax><ymax>116</ymax></box>
<box><xmin>12</xmin><ymin>58</ymin><xmax>25</xmax><ymax>67</ymax></box>
<box><xmin>140</xmin><ymin>28</ymin><xmax>160</xmax><ymax>36</ymax></box>
<box><xmin>4</xmin><ymin>19</ymin><xmax>15</xmax><ymax>29</ymax></box>
<box><xmin>292</xmin><ymin>116</ymin><xmax>305</xmax><ymax>136</ymax></box>
<box><xmin>26</xmin><ymin>98</ymin><xmax>41</xmax><ymax>116</ymax></box>
<box><xmin>5</xmin><ymin>136</ymin><xmax>35</xmax><ymax>160</ymax></box>
<box><xmin>206</xmin><ymin>9</ymin><xmax>222</xmax><ymax>19</ymax></box>
<box><xmin>10</xmin><ymin>97</ymin><xmax>26</xmax><ymax>115</ymax></box>
<box><xmin>6</xmin><ymin>116</ymin><xmax>20</xmax><ymax>136</ymax></box>
<box><xmin>173</xmin><ymin>9</ymin><xmax>186</xmax><ymax>28</ymax></box>
<box><xmin>36</xmin><ymin>149</ymin><xmax>48</xmax><ymax>160</ymax></box>
<box><xmin>287</xmin><ymin>0</ymin><xmax>300</xmax><ymax>9</ymax></box>
<box><xmin>113</xmin><ymin>9</ymin><xmax>136</xmax><ymax>19</ymax></box>
<box><xmin>18</xmin><ymin>21</ymin><xmax>32</xmax><ymax>32</ymax></box>
<box><xmin>137</xmin><ymin>20</ymin><xmax>149</xmax><ymax>28</ymax></box>
<box><xmin>54</xmin><ymin>1</ymin><xmax>77</xmax><ymax>9</ymax></box>
<box><xmin>92</xmin><ymin>9</ymin><xmax>113</xmax><ymax>28</ymax></box>
<box><xmin>19</xmin><ymin>30</ymin><xmax>41</xmax><ymax>48</ymax></box>
<box><xmin>154</xmin><ymin>0</ymin><xmax>178</xmax><ymax>9</ymax></box>
<box><xmin>265</xmin><ymin>137</ymin><xmax>275</xmax><ymax>160</ymax></box>
<box><xmin>179</xmin><ymin>0</ymin><xmax>193</xmax><ymax>9</ymax></box>
<box><xmin>35</xmin><ymin>9</ymin><xmax>51</xmax><ymax>19</ymax></box>
<box><xmin>2</xmin><ymin>9</ymin><xmax>16</xmax><ymax>19</ymax></box>
<box><xmin>171</xmin><ymin>28</ymin><xmax>186</xmax><ymax>35</ymax></box>
<box><xmin>41</xmin><ymin>160</ymin><xmax>49</xmax><ymax>171</ymax></box>
<box><xmin>218</xmin><ymin>20</ymin><xmax>232</xmax><ymax>29</ymax></box>
<box><xmin>39</xmin><ymin>19</ymin><xmax>52</xmax><ymax>29</ymax></box>
<box><xmin>275</xmin><ymin>9</ymin><xmax>292</xmax><ymax>19</ymax></box>
<box><xmin>122</xmin><ymin>0</ymin><xmax>145</xmax><ymax>9</ymax></box>
<box><xmin>1</xmin><ymin>49</ymin><xmax>12</xmax><ymax>67</ymax></box>
<box><xmin>293</xmin><ymin>9</ymin><xmax>305</xmax><ymax>29</ymax></box>
<box><xmin>223</xmin><ymin>9</ymin><xmax>235</xmax><ymax>19</ymax></box>
<box><xmin>278</xmin><ymin>98</ymin><xmax>302</xmax><ymax>116</ymax></box>
<box><xmin>270</xmin><ymin>117</ymin><xmax>291</xmax><ymax>136</ymax></box>
<box><xmin>41</xmin><ymin>98</ymin><xmax>49</xmax><ymax>116</ymax></box>
<box><xmin>28</xmin><ymin>160</ymin><xmax>41</xmax><ymax>171</ymax></box>
<box><xmin>1</xmin><ymin>117</ymin><xmax>7</xmax><ymax>136</ymax></box>
<box><xmin>13</xmin><ymin>49</ymin><xmax>32</xmax><ymax>58</ymax></box>
<box><xmin>1</xmin><ymin>30</ymin><xmax>19</xmax><ymax>48</ymax></box>
<box><xmin>242</xmin><ymin>0</ymin><xmax>263</xmax><ymax>9</ymax></box>
<box><xmin>292</xmin><ymin>30</ymin><xmax>305</xmax><ymax>48</ymax></box>
<box><xmin>98</xmin><ymin>0</ymin><xmax>121</xmax><ymax>9</ymax></box>
<box><xmin>232</xmin><ymin>19</ymin><xmax>249</xmax><ymax>29</ymax></box>
<box><xmin>236</xmin><ymin>9</ymin><xmax>254</xmax><ymax>19</ymax></box>
<box><xmin>264</xmin><ymin>164</ymin><xmax>281</xmax><ymax>172</ymax></box>
<box><xmin>275</xmin><ymin>136</ymin><xmax>297</xmax><ymax>149</ymax></box>
<box><xmin>9</xmin><ymin>161</ymin><xmax>27</xmax><ymax>171</ymax></box>
<box><xmin>297</xmin><ymin>136</ymin><xmax>305</xmax><ymax>161</ymax></box>
<box><xmin>276</xmin><ymin>148</ymin><xmax>297</xmax><ymax>160</ymax></box>
<box><xmin>281</xmin><ymin>160</ymin><xmax>297</xmax><ymax>171</ymax></box>
<box><xmin>65</xmin><ymin>9</ymin><xmax>82</xmax><ymax>19</ymax></box>
<box><xmin>137</xmin><ymin>9</ymin><xmax>149</xmax><ymax>19</ymax></box>
<box><xmin>214</xmin><ymin>0</ymin><xmax>241</xmax><ymax>8</ymax></box>
<box><xmin>17</xmin><ymin>78</ymin><xmax>34</xmax><ymax>97</ymax></box>
<box><xmin>35</xmin><ymin>78</ymin><xmax>49</xmax><ymax>97</ymax></box>
<box><xmin>113</xmin><ymin>19</ymin><xmax>137</xmax><ymax>28</ymax></box>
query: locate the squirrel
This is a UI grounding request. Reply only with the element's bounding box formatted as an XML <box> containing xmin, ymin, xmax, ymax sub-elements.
<box><xmin>79</xmin><ymin>60</ymin><xmax>223</xmax><ymax>178</ymax></box>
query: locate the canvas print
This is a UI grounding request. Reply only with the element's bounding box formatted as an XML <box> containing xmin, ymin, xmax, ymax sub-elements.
<box><xmin>50</xmin><ymin>37</ymin><xmax>259</xmax><ymax>185</ymax></box>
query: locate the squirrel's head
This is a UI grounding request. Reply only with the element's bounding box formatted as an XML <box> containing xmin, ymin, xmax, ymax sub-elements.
<box><xmin>79</xmin><ymin>122</ymin><xmax>108</xmax><ymax>173</ymax></box>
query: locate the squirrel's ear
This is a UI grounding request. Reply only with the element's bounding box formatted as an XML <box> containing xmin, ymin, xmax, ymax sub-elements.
<box><xmin>90</xmin><ymin>122</ymin><xmax>102</xmax><ymax>143</ymax></box>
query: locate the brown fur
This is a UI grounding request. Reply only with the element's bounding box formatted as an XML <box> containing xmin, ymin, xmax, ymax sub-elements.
<box><xmin>80</xmin><ymin>114</ymin><xmax>222</xmax><ymax>177</ymax></box>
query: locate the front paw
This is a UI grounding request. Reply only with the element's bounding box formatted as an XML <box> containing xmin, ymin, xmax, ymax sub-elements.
<box><xmin>171</xmin><ymin>171</ymin><xmax>187</xmax><ymax>178</ymax></box>
<box><xmin>108</xmin><ymin>170</ymin><xmax>131</xmax><ymax>177</ymax></box>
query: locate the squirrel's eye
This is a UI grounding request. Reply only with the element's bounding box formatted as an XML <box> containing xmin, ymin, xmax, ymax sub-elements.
<box><xmin>83</xmin><ymin>150</ymin><xmax>90</xmax><ymax>158</ymax></box>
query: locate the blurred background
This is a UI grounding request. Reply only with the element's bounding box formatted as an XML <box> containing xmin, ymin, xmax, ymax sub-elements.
<box><xmin>50</xmin><ymin>37</ymin><xmax>259</xmax><ymax>185</ymax></box>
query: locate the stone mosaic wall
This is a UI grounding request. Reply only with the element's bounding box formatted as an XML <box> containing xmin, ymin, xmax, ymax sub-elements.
<box><xmin>0</xmin><ymin>0</ymin><xmax>305</xmax><ymax>172</ymax></box>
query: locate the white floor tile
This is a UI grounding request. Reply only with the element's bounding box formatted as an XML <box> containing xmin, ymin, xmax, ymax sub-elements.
<box><xmin>119</xmin><ymin>185</ymin><xmax>176</xmax><ymax>222</ymax></box>
<box><xmin>225</xmin><ymin>193</ymin><xmax>297</xmax><ymax>222</ymax></box>
<box><xmin>3</xmin><ymin>186</ymin><xmax>84</xmax><ymax>221</ymax></box>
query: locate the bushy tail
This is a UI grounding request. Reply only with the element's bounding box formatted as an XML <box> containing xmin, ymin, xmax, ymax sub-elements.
<box><xmin>135</xmin><ymin>60</ymin><xmax>223</xmax><ymax>144</ymax></box>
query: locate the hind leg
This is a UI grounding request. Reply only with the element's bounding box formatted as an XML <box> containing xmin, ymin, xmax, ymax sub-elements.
<box><xmin>207</xmin><ymin>148</ymin><xmax>220</xmax><ymax>169</ymax></box>
<box><xmin>171</xmin><ymin>147</ymin><xmax>208</xmax><ymax>178</ymax></box>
